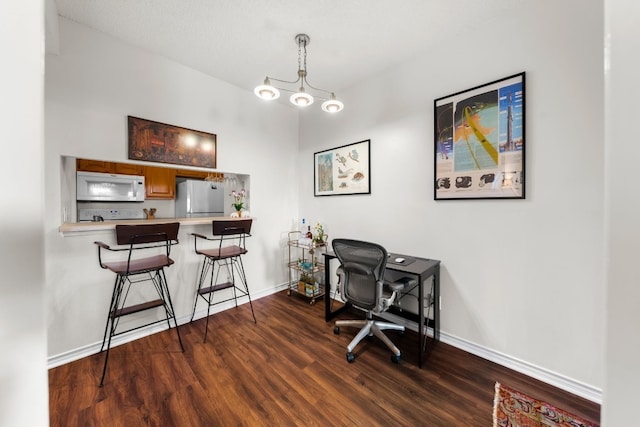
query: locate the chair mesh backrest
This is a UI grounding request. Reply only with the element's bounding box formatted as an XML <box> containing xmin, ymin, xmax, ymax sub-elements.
<box><xmin>212</xmin><ymin>219</ymin><xmax>252</xmax><ymax>236</ymax></box>
<box><xmin>332</xmin><ymin>239</ymin><xmax>388</xmax><ymax>310</ymax></box>
<box><xmin>115</xmin><ymin>222</ymin><xmax>180</xmax><ymax>245</ymax></box>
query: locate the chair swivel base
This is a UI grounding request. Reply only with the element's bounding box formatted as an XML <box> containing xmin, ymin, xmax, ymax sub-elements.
<box><xmin>334</xmin><ymin>318</ymin><xmax>404</xmax><ymax>363</ymax></box>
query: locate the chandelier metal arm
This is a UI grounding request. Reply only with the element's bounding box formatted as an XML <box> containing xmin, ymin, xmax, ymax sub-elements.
<box><xmin>266</xmin><ymin>80</ymin><xmax>333</xmax><ymax>101</ymax></box>
<box><xmin>301</xmin><ymin>78</ymin><xmax>335</xmax><ymax>97</ymax></box>
<box><xmin>263</xmin><ymin>75</ymin><xmax>301</xmax><ymax>86</ymax></box>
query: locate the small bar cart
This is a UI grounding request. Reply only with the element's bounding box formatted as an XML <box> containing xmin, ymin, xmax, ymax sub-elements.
<box><xmin>286</xmin><ymin>231</ymin><xmax>327</xmax><ymax>304</ymax></box>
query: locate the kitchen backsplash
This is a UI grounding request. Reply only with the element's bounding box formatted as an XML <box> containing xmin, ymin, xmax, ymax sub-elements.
<box><xmin>76</xmin><ymin>199</ymin><xmax>175</xmax><ymax>221</ymax></box>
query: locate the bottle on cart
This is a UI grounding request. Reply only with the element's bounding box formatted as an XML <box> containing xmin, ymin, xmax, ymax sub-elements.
<box><xmin>306</xmin><ymin>225</ymin><xmax>313</xmax><ymax>239</ymax></box>
<box><xmin>298</xmin><ymin>218</ymin><xmax>308</xmax><ymax>245</ymax></box>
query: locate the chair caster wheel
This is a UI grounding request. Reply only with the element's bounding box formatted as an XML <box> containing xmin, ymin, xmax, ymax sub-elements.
<box><xmin>346</xmin><ymin>352</ymin><xmax>355</xmax><ymax>363</ymax></box>
<box><xmin>391</xmin><ymin>354</ymin><xmax>401</xmax><ymax>364</ymax></box>
<box><xmin>334</xmin><ymin>326</ymin><xmax>340</xmax><ymax>334</ymax></box>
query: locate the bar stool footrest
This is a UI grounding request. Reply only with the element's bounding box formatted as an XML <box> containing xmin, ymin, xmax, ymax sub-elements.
<box><xmin>111</xmin><ymin>299</ymin><xmax>164</xmax><ymax>318</ymax></box>
<box><xmin>198</xmin><ymin>281</ymin><xmax>234</xmax><ymax>295</ymax></box>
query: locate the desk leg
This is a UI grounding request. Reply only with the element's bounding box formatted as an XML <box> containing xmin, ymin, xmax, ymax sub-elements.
<box><xmin>324</xmin><ymin>260</ymin><xmax>332</xmax><ymax>321</ymax></box>
<box><xmin>418</xmin><ymin>273</ymin><xmax>425</xmax><ymax>368</ymax></box>
<box><xmin>418</xmin><ymin>265</ymin><xmax>440</xmax><ymax>368</ymax></box>
<box><xmin>434</xmin><ymin>267</ymin><xmax>440</xmax><ymax>342</ymax></box>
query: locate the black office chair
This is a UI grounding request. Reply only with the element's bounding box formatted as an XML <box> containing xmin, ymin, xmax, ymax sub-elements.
<box><xmin>190</xmin><ymin>219</ymin><xmax>256</xmax><ymax>342</ymax></box>
<box><xmin>94</xmin><ymin>222</ymin><xmax>184</xmax><ymax>387</ymax></box>
<box><xmin>332</xmin><ymin>238</ymin><xmax>407</xmax><ymax>363</ymax></box>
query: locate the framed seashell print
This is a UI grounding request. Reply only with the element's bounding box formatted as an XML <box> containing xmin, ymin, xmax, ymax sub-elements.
<box><xmin>314</xmin><ymin>139</ymin><xmax>371</xmax><ymax>196</ymax></box>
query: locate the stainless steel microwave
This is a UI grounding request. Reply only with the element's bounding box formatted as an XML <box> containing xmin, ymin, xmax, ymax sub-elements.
<box><xmin>76</xmin><ymin>171</ymin><xmax>145</xmax><ymax>202</ymax></box>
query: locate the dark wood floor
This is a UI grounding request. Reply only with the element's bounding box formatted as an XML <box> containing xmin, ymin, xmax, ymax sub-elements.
<box><xmin>49</xmin><ymin>290</ymin><xmax>600</xmax><ymax>426</ymax></box>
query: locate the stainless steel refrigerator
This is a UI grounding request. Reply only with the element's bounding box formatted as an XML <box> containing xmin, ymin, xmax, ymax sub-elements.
<box><xmin>175</xmin><ymin>180</ymin><xmax>225</xmax><ymax>218</ymax></box>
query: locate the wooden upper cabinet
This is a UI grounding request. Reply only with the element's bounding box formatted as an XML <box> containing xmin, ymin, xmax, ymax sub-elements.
<box><xmin>175</xmin><ymin>168</ymin><xmax>210</xmax><ymax>180</ymax></box>
<box><xmin>76</xmin><ymin>159</ymin><xmax>144</xmax><ymax>176</ymax></box>
<box><xmin>113</xmin><ymin>162</ymin><xmax>144</xmax><ymax>175</ymax></box>
<box><xmin>76</xmin><ymin>159</ymin><xmax>111</xmax><ymax>173</ymax></box>
<box><xmin>144</xmin><ymin>166</ymin><xmax>176</xmax><ymax>199</ymax></box>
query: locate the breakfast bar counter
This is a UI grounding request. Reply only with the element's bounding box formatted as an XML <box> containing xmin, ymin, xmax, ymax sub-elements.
<box><xmin>59</xmin><ymin>216</ymin><xmax>249</xmax><ymax>236</ymax></box>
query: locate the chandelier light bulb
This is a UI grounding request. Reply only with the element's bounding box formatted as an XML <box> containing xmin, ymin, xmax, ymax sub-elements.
<box><xmin>254</xmin><ymin>78</ymin><xmax>280</xmax><ymax>100</ymax></box>
<box><xmin>321</xmin><ymin>93</ymin><xmax>344</xmax><ymax>113</ymax></box>
<box><xmin>290</xmin><ymin>88</ymin><xmax>314</xmax><ymax>107</ymax></box>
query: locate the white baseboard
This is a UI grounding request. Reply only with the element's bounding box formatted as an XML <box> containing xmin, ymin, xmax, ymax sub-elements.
<box><xmin>47</xmin><ymin>283</ymin><xmax>289</xmax><ymax>369</ymax></box>
<box><xmin>357</xmin><ymin>306</ymin><xmax>603</xmax><ymax>404</ymax></box>
<box><xmin>439</xmin><ymin>331</ymin><xmax>602</xmax><ymax>404</ymax></box>
<box><xmin>48</xmin><ymin>284</ymin><xmax>603</xmax><ymax>405</ymax></box>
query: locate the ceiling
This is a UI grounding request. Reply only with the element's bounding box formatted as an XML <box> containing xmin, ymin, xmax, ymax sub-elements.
<box><xmin>51</xmin><ymin>0</ymin><xmax>520</xmax><ymax>96</ymax></box>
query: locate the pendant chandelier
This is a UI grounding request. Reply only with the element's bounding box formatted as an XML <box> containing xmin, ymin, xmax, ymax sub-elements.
<box><xmin>254</xmin><ymin>34</ymin><xmax>344</xmax><ymax>113</ymax></box>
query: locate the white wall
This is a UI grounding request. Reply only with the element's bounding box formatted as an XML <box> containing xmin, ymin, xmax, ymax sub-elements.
<box><xmin>1</xmin><ymin>2</ymin><xmax>49</xmax><ymax>426</ymax></box>
<box><xmin>29</xmin><ymin>1</ymin><xmax>640</xmax><ymax>424</ymax></box>
<box><xmin>602</xmin><ymin>0</ymin><xmax>640</xmax><ymax>424</ymax></box>
<box><xmin>299</xmin><ymin>0</ymin><xmax>605</xmax><ymax>396</ymax></box>
<box><xmin>45</xmin><ymin>19</ymin><xmax>299</xmax><ymax>359</ymax></box>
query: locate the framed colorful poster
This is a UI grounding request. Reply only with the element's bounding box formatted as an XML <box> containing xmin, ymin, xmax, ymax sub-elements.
<box><xmin>434</xmin><ymin>72</ymin><xmax>525</xmax><ymax>200</ymax></box>
<box><xmin>314</xmin><ymin>139</ymin><xmax>371</xmax><ymax>196</ymax></box>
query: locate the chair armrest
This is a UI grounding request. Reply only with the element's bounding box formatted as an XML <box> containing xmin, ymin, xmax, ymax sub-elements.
<box><xmin>191</xmin><ymin>232</ymin><xmax>211</xmax><ymax>253</ymax></box>
<box><xmin>376</xmin><ymin>279</ymin><xmax>393</xmax><ymax>313</ymax></box>
<box><xmin>94</xmin><ymin>241</ymin><xmax>111</xmax><ymax>269</ymax></box>
<box><xmin>93</xmin><ymin>241</ymin><xmax>133</xmax><ymax>253</ymax></box>
<box><xmin>94</xmin><ymin>241</ymin><xmax>110</xmax><ymax>250</ymax></box>
<box><xmin>385</xmin><ymin>276</ymin><xmax>417</xmax><ymax>293</ymax></box>
<box><xmin>385</xmin><ymin>281</ymin><xmax>406</xmax><ymax>293</ymax></box>
<box><xmin>378</xmin><ymin>277</ymin><xmax>418</xmax><ymax>313</ymax></box>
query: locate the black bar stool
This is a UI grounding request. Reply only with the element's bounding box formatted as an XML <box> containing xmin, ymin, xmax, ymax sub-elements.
<box><xmin>190</xmin><ymin>219</ymin><xmax>256</xmax><ymax>342</ymax></box>
<box><xmin>94</xmin><ymin>222</ymin><xmax>184</xmax><ymax>386</ymax></box>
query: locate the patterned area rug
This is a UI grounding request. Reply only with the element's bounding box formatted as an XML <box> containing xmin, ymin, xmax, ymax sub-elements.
<box><xmin>493</xmin><ymin>382</ymin><xmax>599</xmax><ymax>427</ymax></box>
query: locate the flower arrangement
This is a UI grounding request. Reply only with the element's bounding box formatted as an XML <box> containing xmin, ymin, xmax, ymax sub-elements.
<box><xmin>313</xmin><ymin>222</ymin><xmax>326</xmax><ymax>244</ymax></box>
<box><xmin>231</xmin><ymin>189</ymin><xmax>246</xmax><ymax>212</ymax></box>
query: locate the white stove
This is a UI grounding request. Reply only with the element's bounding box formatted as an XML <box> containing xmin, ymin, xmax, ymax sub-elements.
<box><xmin>78</xmin><ymin>208</ymin><xmax>145</xmax><ymax>222</ymax></box>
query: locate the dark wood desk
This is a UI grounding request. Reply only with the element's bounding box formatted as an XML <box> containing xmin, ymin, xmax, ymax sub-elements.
<box><xmin>323</xmin><ymin>251</ymin><xmax>441</xmax><ymax>368</ymax></box>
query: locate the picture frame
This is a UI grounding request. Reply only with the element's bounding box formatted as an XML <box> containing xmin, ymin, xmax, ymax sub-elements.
<box><xmin>434</xmin><ymin>72</ymin><xmax>525</xmax><ymax>200</ymax></box>
<box><xmin>314</xmin><ymin>139</ymin><xmax>371</xmax><ymax>196</ymax></box>
<box><xmin>128</xmin><ymin>116</ymin><xmax>217</xmax><ymax>168</ymax></box>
